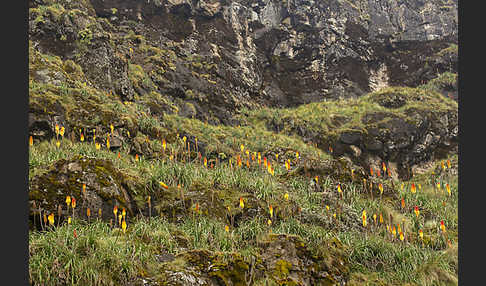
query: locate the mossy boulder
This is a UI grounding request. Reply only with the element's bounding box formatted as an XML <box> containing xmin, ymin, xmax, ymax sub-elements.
<box><xmin>29</xmin><ymin>156</ymin><xmax>142</xmax><ymax>226</ymax></box>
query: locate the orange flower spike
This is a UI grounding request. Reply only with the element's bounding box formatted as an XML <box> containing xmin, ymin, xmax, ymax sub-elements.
<box><xmin>87</xmin><ymin>208</ymin><xmax>91</xmax><ymax>218</ymax></box>
<box><xmin>159</xmin><ymin>181</ymin><xmax>169</xmax><ymax>189</ymax></box>
<box><xmin>43</xmin><ymin>213</ymin><xmax>47</xmax><ymax>225</ymax></box>
<box><xmin>414</xmin><ymin>206</ymin><xmax>420</xmax><ymax>218</ymax></box>
<box><xmin>239</xmin><ymin>197</ymin><xmax>244</xmax><ymax>209</ymax></box>
<box><xmin>29</xmin><ymin>136</ymin><xmax>33</xmax><ymax>146</ymax></box>
<box><xmin>446</xmin><ymin>183</ymin><xmax>451</xmax><ymax>196</ymax></box>
<box><xmin>82</xmin><ymin>183</ymin><xmax>86</xmax><ymax>195</ymax></box>
<box><xmin>246</xmin><ymin>159</ymin><xmax>250</xmax><ymax>169</ymax></box>
<box><xmin>440</xmin><ymin>220</ymin><xmax>446</xmax><ymax>233</ymax></box>
<box><xmin>379</xmin><ymin>213</ymin><xmax>383</xmax><ymax>224</ymax></box>
<box><xmin>106</xmin><ymin>138</ymin><xmax>110</xmax><ymax>149</ymax></box>
<box><xmin>377</xmin><ymin>169</ymin><xmax>381</xmax><ymax>177</ymax></box>
<box><xmin>48</xmin><ymin>213</ymin><xmax>55</xmax><ymax>226</ymax></box>
<box><xmin>80</xmin><ymin>133</ymin><xmax>85</xmax><ymax>142</ymax></box>
<box><xmin>411</xmin><ymin>183</ymin><xmax>416</xmax><ymax>194</ymax></box>
<box><xmin>382</xmin><ymin>162</ymin><xmax>387</xmax><ymax>173</ymax></box>
<box><xmin>204</xmin><ymin>157</ymin><xmax>208</xmax><ymax>167</ymax></box>
<box><xmin>401</xmin><ymin>198</ymin><xmax>405</xmax><ymax>209</ymax></box>
<box><xmin>378</xmin><ymin>183</ymin><xmax>383</xmax><ymax>195</ymax></box>
<box><xmin>66</xmin><ymin>196</ymin><xmax>71</xmax><ymax>208</ymax></box>
<box><xmin>60</xmin><ymin>126</ymin><xmax>65</xmax><ymax>137</ymax></box>
<box><xmin>329</xmin><ymin>146</ymin><xmax>333</xmax><ymax>154</ymax></box>
<box><xmin>399</xmin><ymin>231</ymin><xmax>404</xmax><ymax>241</ymax></box>
<box><xmin>117</xmin><ymin>152</ymin><xmax>121</xmax><ymax>159</ymax></box>
<box><xmin>419</xmin><ymin>229</ymin><xmax>424</xmax><ymax>240</ymax></box>
<box><xmin>162</xmin><ymin>139</ymin><xmax>166</xmax><ymax>151</ymax></box>
<box><xmin>370</xmin><ymin>166</ymin><xmax>374</xmax><ymax>176</ymax></box>
<box><xmin>269</xmin><ymin>205</ymin><xmax>273</xmax><ymax>218</ymax></box>
<box><xmin>55</xmin><ymin>124</ymin><xmax>60</xmax><ymax>136</ymax></box>
<box><xmin>195</xmin><ymin>203</ymin><xmax>199</xmax><ymax>214</ymax></box>
<box><xmin>441</xmin><ymin>161</ymin><xmax>446</xmax><ymax>171</ymax></box>
<box><xmin>121</xmin><ymin>220</ymin><xmax>127</xmax><ymax>233</ymax></box>
<box><xmin>447</xmin><ymin>159</ymin><xmax>451</xmax><ymax>169</ymax></box>
<box><xmin>263</xmin><ymin>157</ymin><xmax>267</xmax><ymax>167</ymax></box>
<box><xmin>392</xmin><ymin>226</ymin><xmax>397</xmax><ymax>237</ymax></box>
<box><xmin>113</xmin><ymin>205</ymin><xmax>118</xmax><ymax>217</ymax></box>
<box><xmin>362</xmin><ymin>210</ymin><xmax>367</xmax><ymax>227</ymax></box>
<box><xmin>71</xmin><ymin>197</ymin><xmax>76</xmax><ymax>209</ymax></box>
<box><xmin>387</xmin><ymin>168</ymin><xmax>391</xmax><ymax>178</ymax></box>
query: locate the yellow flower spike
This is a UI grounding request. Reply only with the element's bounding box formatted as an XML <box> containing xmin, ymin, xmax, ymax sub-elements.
<box><xmin>379</xmin><ymin>213</ymin><xmax>383</xmax><ymax>224</ymax></box>
<box><xmin>436</xmin><ymin>182</ymin><xmax>441</xmax><ymax>192</ymax></box>
<box><xmin>110</xmin><ymin>124</ymin><xmax>114</xmax><ymax>135</ymax></box>
<box><xmin>315</xmin><ymin>176</ymin><xmax>319</xmax><ymax>184</ymax></box>
<box><xmin>378</xmin><ymin>183</ymin><xmax>383</xmax><ymax>195</ymax></box>
<box><xmin>29</xmin><ymin>136</ymin><xmax>33</xmax><ymax>146</ymax></box>
<box><xmin>399</xmin><ymin>231</ymin><xmax>404</xmax><ymax>241</ymax></box>
<box><xmin>48</xmin><ymin>213</ymin><xmax>54</xmax><ymax>226</ymax></box>
<box><xmin>80</xmin><ymin>133</ymin><xmax>85</xmax><ymax>142</ymax></box>
<box><xmin>68</xmin><ymin>217</ymin><xmax>72</xmax><ymax>224</ymax></box>
<box><xmin>60</xmin><ymin>126</ymin><xmax>65</xmax><ymax>137</ymax></box>
<box><xmin>269</xmin><ymin>205</ymin><xmax>273</xmax><ymax>218</ymax></box>
<box><xmin>333</xmin><ymin>213</ymin><xmax>336</xmax><ymax>219</ymax></box>
<box><xmin>56</xmin><ymin>140</ymin><xmax>61</xmax><ymax>148</ymax></box>
<box><xmin>296</xmin><ymin>151</ymin><xmax>299</xmax><ymax>160</ymax></box>
<box><xmin>239</xmin><ymin>197</ymin><xmax>244</xmax><ymax>209</ymax></box>
<box><xmin>98</xmin><ymin>208</ymin><xmax>102</xmax><ymax>218</ymax></box>
<box><xmin>382</xmin><ymin>162</ymin><xmax>387</xmax><ymax>173</ymax></box>
<box><xmin>127</xmin><ymin>130</ymin><xmax>130</xmax><ymax>137</ymax></box>
<box><xmin>122</xmin><ymin>208</ymin><xmax>126</xmax><ymax>219</ymax></box>
<box><xmin>162</xmin><ymin>139</ymin><xmax>166</xmax><ymax>151</ymax></box>
<box><xmin>135</xmin><ymin>154</ymin><xmax>139</xmax><ymax>161</ymax></box>
<box><xmin>325</xmin><ymin>205</ymin><xmax>330</xmax><ymax>212</ymax></box>
<box><xmin>106</xmin><ymin>138</ymin><xmax>110</xmax><ymax>149</ymax></box>
<box><xmin>204</xmin><ymin>157</ymin><xmax>207</xmax><ymax>167</ymax></box>
<box><xmin>95</xmin><ymin>143</ymin><xmax>101</xmax><ymax>150</ymax></box>
<box><xmin>414</xmin><ymin>206</ymin><xmax>420</xmax><ymax>218</ymax></box>
<box><xmin>446</xmin><ymin>183</ymin><xmax>451</xmax><ymax>196</ymax></box>
<box><xmin>159</xmin><ymin>181</ymin><xmax>169</xmax><ymax>189</ymax></box>
<box><xmin>245</xmin><ymin>150</ymin><xmax>250</xmax><ymax>158</ymax></box>
<box><xmin>373</xmin><ymin>214</ymin><xmax>377</xmax><ymax>224</ymax></box>
<box><xmin>418</xmin><ymin>184</ymin><xmax>422</xmax><ymax>190</ymax></box>
<box><xmin>337</xmin><ymin>184</ymin><xmax>342</xmax><ymax>194</ymax></box>
<box><xmin>284</xmin><ymin>193</ymin><xmax>289</xmax><ymax>201</ymax></box>
<box><xmin>118</xmin><ymin>214</ymin><xmax>122</xmax><ymax>226</ymax></box>
<box><xmin>122</xmin><ymin>219</ymin><xmax>127</xmax><ymax>233</ymax></box>
<box><xmin>440</xmin><ymin>220</ymin><xmax>446</xmax><ymax>233</ymax></box>
<box><xmin>225</xmin><ymin>225</ymin><xmax>229</xmax><ymax>233</ymax></box>
<box><xmin>240</xmin><ymin>144</ymin><xmax>244</xmax><ymax>152</ymax></box>
<box><xmin>267</xmin><ymin>219</ymin><xmax>272</xmax><ymax>226</ymax></box>
<box><xmin>66</xmin><ymin>196</ymin><xmax>71</xmax><ymax>207</ymax></box>
<box><xmin>419</xmin><ymin>229</ymin><xmax>424</xmax><ymax>240</ymax></box>
<box><xmin>400</xmin><ymin>183</ymin><xmax>404</xmax><ymax>191</ymax></box>
<box><xmin>55</xmin><ymin>124</ymin><xmax>60</xmax><ymax>136</ymax></box>
<box><xmin>275</xmin><ymin>153</ymin><xmax>279</xmax><ymax>161</ymax></box>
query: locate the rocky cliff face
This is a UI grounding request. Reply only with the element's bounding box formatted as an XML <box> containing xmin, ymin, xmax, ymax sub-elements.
<box><xmin>29</xmin><ymin>0</ymin><xmax>457</xmax><ymax>124</ymax></box>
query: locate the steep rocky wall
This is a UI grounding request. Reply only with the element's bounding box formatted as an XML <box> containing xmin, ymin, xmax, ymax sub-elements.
<box><xmin>29</xmin><ymin>0</ymin><xmax>457</xmax><ymax>124</ymax></box>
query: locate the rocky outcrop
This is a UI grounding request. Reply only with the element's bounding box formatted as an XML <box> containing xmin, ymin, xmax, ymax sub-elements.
<box><xmin>29</xmin><ymin>0</ymin><xmax>458</xmax><ymax>125</ymax></box>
